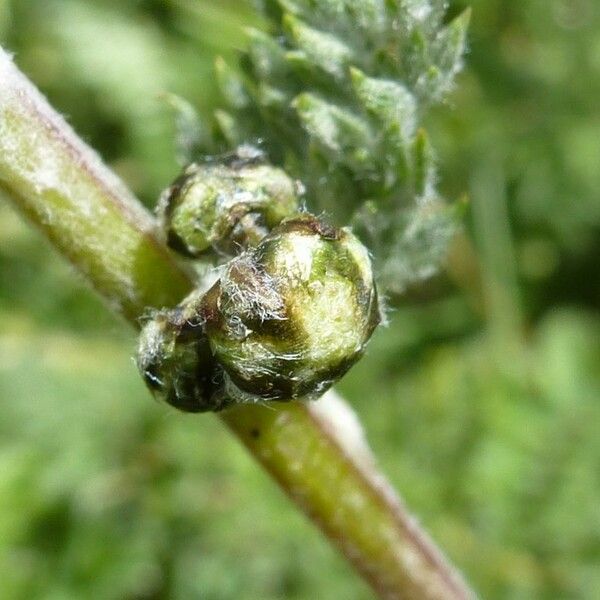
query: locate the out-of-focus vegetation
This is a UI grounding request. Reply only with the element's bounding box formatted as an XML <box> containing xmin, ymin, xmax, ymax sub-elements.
<box><xmin>0</xmin><ymin>1</ymin><xmax>598</xmax><ymax>598</ymax></box>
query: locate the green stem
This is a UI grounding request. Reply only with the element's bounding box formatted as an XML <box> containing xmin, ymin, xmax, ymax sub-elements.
<box><xmin>0</xmin><ymin>47</ymin><xmax>474</xmax><ymax>600</ymax></box>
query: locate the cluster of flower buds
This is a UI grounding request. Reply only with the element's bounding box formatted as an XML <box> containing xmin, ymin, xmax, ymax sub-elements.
<box><xmin>138</xmin><ymin>147</ymin><xmax>380</xmax><ymax>412</ymax></box>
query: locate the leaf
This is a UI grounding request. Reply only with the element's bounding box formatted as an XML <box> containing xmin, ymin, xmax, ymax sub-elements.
<box><xmin>293</xmin><ymin>93</ymin><xmax>373</xmax><ymax>168</ymax></box>
<box><xmin>350</xmin><ymin>67</ymin><xmax>418</xmax><ymax>141</ymax></box>
<box><xmin>283</xmin><ymin>14</ymin><xmax>354</xmax><ymax>80</ymax></box>
<box><xmin>245</xmin><ymin>28</ymin><xmax>288</xmax><ymax>81</ymax></box>
<box><xmin>355</xmin><ymin>199</ymin><xmax>464</xmax><ymax>296</ymax></box>
<box><xmin>215</xmin><ymin>56</ymin><xmax>250</xmax><ymax>110</ymax></box>
<box><xmin>431</xmin><ymin>8</ymin><xmax>471</xmax><ymax>96</ymax></box>
<box><xmin>412</xmin><ymin>128</ymin><xmax>436</xmax><ymax>198</ymax></box>
<box><xmin>160</xmin><ymin>92</ymin><xmax>208</xmax><ymax>166</ymax></box>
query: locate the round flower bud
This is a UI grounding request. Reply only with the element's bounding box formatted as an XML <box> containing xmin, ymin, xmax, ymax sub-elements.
<box><xmin>137</xmin><ymin>296</ymin><xmax>229</xmax><ymax>412</ymax></box>
<box><xmin>198</xmin><ymin>213</ymin><xmax>380</xmax><ymax>404</ymax></box>
<box><xmin>158</xmin><ymin>145</ymin><xmax>300</xmax><ymax>258</ymax></box>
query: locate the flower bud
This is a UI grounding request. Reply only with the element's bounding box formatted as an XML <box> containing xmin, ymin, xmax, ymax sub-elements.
<box><xmin>158</xmin><ymin>145</ymin><xmax>300</xmax><ymax>258</ymax></box>
<box><xmin>137</xmin><ymin>296</ymin><xmax>228</xmax><ymax>412</ymax></box>
<box><xmin>199</xmin><ymin>213</ymin><xmax>380</xmax><ymax>404</ymax></box>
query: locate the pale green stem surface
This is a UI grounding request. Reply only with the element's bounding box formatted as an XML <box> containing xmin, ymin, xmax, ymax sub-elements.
<box><xmin>0</xmin><ymin>48</ymin><xmax>474</xmax><ymax>600</ymax></box>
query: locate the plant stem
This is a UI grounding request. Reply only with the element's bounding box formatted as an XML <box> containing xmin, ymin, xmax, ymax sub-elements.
<box><xmin>0</xmin><ymin>48</ymin><xmax>475</xmax><ymax>600</ymax></box>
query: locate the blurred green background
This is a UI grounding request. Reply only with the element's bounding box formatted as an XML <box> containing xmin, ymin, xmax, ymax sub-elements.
<box><xmin>0</xmin><ymin>1</ymin><xmax>599</xmax><ymax>598</ymax></box>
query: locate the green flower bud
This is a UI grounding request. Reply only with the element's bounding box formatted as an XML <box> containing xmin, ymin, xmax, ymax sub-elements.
<box><xmin>137</xmin><ymin>214</ymin><xmax>379</xmax><ymax>412</ymax></box>
<box><xmin>199</xmin><ymin>213</ymin><xmax>380</xmax><ymax>404</ymax></box>
<box><xmin>158</xmin><ymin>145</ymin><xmax>301</xmax><ymax>258</ymax></box>
<box><xmin>136</xmin><ymin>298</ymin><xmax>227</xmax><ymax>412</ymax></box>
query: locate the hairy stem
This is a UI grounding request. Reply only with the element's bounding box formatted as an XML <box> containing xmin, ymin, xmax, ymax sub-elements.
<box><xmin>0</xmin><ymin>48</ymin><xmax>474</xmax><ymax>600</ymax></box>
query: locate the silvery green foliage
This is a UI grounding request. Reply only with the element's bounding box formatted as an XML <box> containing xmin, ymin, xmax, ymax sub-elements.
<box><xmin>197</xmin><ymin>0</ymin><xmax>470</xmax><ymax>296</ymax></box>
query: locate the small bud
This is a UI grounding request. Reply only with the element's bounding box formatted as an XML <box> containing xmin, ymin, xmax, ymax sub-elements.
<box><xmin>158</xmin><ymin>146</ymin><xmax>300</xmax><ymax>258</ymax></box>
<box><xmin>199</xmin><ymin>213</ymin><xmax>380</xmax><ymax>404</ymax></box>
<box><xmin>136</xmin><ymin>296</ymin><xmax>228</xmax><ymax>412</ymax></box>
